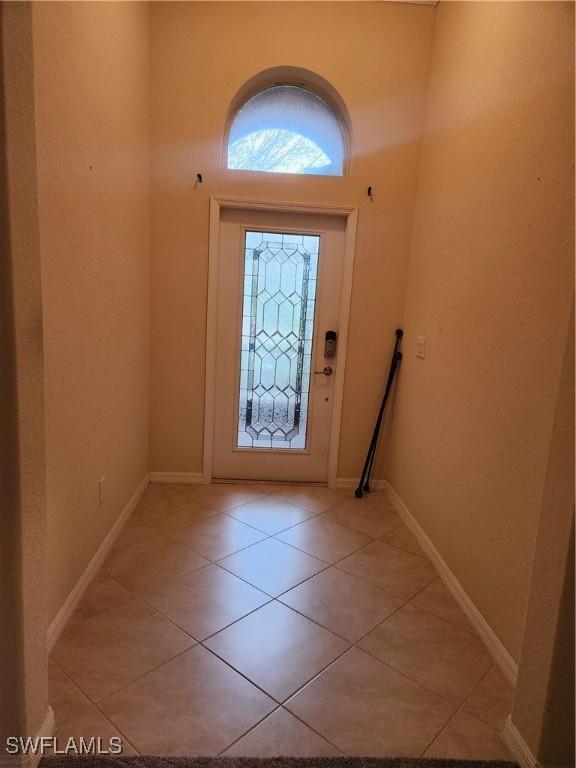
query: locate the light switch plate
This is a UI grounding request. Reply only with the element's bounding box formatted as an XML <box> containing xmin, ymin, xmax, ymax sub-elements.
<box><xmin>416</xmin><ymin>336</ymin><xmax>426</xmax><ymax>359</ymax></box>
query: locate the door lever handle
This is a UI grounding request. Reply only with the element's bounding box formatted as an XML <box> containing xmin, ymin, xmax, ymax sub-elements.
<box><xmin>314</xmin><ymin>366</ymin><xmax>333</xmax><ymax>376</ymax></box>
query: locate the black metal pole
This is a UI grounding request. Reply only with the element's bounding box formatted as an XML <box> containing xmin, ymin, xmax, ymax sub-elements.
<box><xmin>363</xmin><ymin>350</ymin><xmax>401</xmax><ymax>492</ymax></box>
<box><xmin>355</xmin><ymin>329</ymin><xmax>403</xmax><ymax>498</ymax></box>
<box><xmin>358</xmin><ymin>350</ymin><xmax>401</xmax><ymax>495</ymax></box>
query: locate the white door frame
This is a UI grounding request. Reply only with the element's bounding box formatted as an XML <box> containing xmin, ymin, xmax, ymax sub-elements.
<box><xmin>204</xmin><ymin>195</ymin><xmax>358</xmax><ymax>488</ymax></box>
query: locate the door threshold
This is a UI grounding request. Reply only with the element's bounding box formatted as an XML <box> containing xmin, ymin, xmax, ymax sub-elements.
<box><xmin>212</xmin><ymin>478</ymin><xmax>328</xmax><ymax>487</ymax></box>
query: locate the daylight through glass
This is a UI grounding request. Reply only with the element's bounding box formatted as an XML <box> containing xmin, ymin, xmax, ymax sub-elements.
<box><xmin>237</xmin><ymin>230</ymin><xmax>320</xmax><ymax>450</ymax></box>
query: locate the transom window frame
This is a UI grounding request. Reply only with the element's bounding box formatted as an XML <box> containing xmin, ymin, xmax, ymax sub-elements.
<box><xmin>223</xmin><ymin>67</ymin><xmax>352</xmax><ymax>178</ymax></box>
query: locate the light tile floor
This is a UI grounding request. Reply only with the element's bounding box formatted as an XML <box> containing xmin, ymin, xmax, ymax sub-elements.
<box><xmin>50</xmin><ymin>483</ymin><xmax>515</xmax><ymax>759</ymax></box>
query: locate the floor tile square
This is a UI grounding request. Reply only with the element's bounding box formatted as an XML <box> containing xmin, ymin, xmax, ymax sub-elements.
<box><xmin>135</xmin><ymin>482</ymin><xmax>175</xmax><ymax>505</ymax></box>
<box><xmin>218</xmin><ymin>538</ymin><xmax>326</xmax><ymax>596</ymax></box>
<box><xmin>224</xmin><ymin>708</ymin><xmax>343</xmax><ymax>756</ymax></box>
<box><xmin>424</xmin><ymin>711</ymin><xmax>512</xmax><ymax>760</ymax></box>
<box><xmin>358</xmin><ymin>602</ymin><xmax>492</xmax><ymax>704</ymax></box>
<box><xmin>411</xmin><ymin>579</ymin><xmax>471</xmax><ymax>630</ymax></box>
<box><xmin>381</xmin><ymin>523</ymin><xmax>425</xmax><ymax>556</ymax></box>
<box><xmin>130</xmin><ymin>492</ymin><xmax>171</xmax><ymax>528</ymax></box>
<box><xmin>100</xmin><ymin>645</ymin><xmax>275</xmax><ymax>755</ymax></box>
<box><xmin>205</xmin><ymin>601</ymin><xmax>349</xmax><ymax>701</ymax></box>
<box><xmin>48</xmin><ymin>483</ymin><xmax>514</xmax><ymax>763</ymax></box>
<box><xmin>273</xmin><ymin>486</ymin><xmax>349</xmax><ymax>514</ymax></box>
<box><xmin>140</xmin><ymin>563</ymin><xmax>270</xmax><ymax>640</ymax></box>
<box><xmin>248</xmin><ymin>483</ymin><xmax>293</xmax><ymax>495</ymax></box>
<box><xmin>276</xmin><ymin>517</ymin><xmax>371</xmax><ymax>564</ymax></box>
<box><xmin>133</xmin><ymin>485</ymin><xmax>215</xmax><ymax>529</ymax></box>
<box><xmin>165</xmin><ymin>511</ymin><xmax>267</xmax><ymax>561</ymax></box>
<box><xmin>155</xmin><ymin>482</ymin><xmax>196</xmax><ymax>494</ymax></box>
<box><xmin>156</xmin><ymin>493</ymin><xmax>222</xmax><ymax>531</ymax></box>
<box><xmin>280</xmin><ymin>567</ymin><xmax>402</xmax><ymax>642</ymax></box>
<box><xmin>52</xmin><ymin>703</ymin><xmax>139</xmax><ymax>755</ymax></box>
<box><xmin>142</xmin><ymin>482</ymin><xmax>181</xmax><ymax>499</ymax></box>
<box><xmin>114</xmin><ymin>518</ymin><xmax>161</xmax><ymax>549</ymax></box>
<box><xmin>68</xmin><ymin>571</ymin><xmax>133</xmax><ymax>626</ymax></box>
<box><xmin>105</xmin><ymin>531</ymin><xmax>209</xmax><ymax>594</ymax></box>
<box><xmin>130</xmin><ymin>483</ymin><xmax>192</xmax><ymax>528</ymax></box>
<box><xmin>52</xmin><ymin>598</ymin><xmax>195</xmax><ymax>701</ymax></box>
<box><xmin>323</xmin><ymin>498</ymin><xmax>402</xmax><ymax>538</ymax></box>
<box><xmin>462</xmin><ymin>665</ymin><xmax>515</xmax><ymax>730</ymax></box>
<box><xmin>49</xmin><ymin>660</ymin><xmax>92</xmax><ymax>726</ymax></box>
<box><xmin>286</xmin><ymin>646</ymin><xmax>455</xmax><ymax>756</ymax></box>
<box><xmin>338</xmin><ymin>540</ymin><xmax>436</xmax><ymax>600</ymax></box>
<box><xmin>227</xmin><ymin>497</ymin><xmax>316</xmax><ymax>535</ymax></box>
<box><xmin>188</xmin><ymin>483</ymin><xmax>266</xmax><ymax>511</ymax></box>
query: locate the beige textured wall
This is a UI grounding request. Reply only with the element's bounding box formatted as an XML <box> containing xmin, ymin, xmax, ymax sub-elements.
<box><xmin>149</xmin><ymin>1</ymin><xmax>436</xmax><ymax>474</ymax></box>
<box><xmin>33</xmin><ymin>2</ymin><xmax>151</xmax><ymax>623</ymax></box>
<box><xmin>511</xmin><ymin>307</ymin><xmax>574</xmax><ymax>763</ymax></box>
<box><xmin>385</xmin><ymin>1</ymin><xmax>574</xmax><ymax>661</ymax></box>
<box><xmin>0</xmin><ymin>1</ymin><xmax>49</xmax><ymax>736</ymax></box>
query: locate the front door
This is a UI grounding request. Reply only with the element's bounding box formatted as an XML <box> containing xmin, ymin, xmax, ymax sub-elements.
<box><xmin>212</xmin><ymin>207</ymin><xmax>346</xmax><ymax>483</ymax></box>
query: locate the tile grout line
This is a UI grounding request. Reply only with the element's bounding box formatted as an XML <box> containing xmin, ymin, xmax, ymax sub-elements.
<box><xmin>415</xmin><ymin>663</ymin><xmax>512</xmax><ymax>757</ymax></box>
<box><xmin>187</xmin><ymin>497</ymin><xmax>492</xmax><ymax>718</ymax></box>
<box><xmin>51</xmin><ymin>657</ymin><xmax>144</xmax><ymax>755</ymax></box>
<box><xmin>54</xmin><ymin>486</ymin><xmax>503</xmax><ymax>757</ymax></box>
<box><xmin>49</xmin><ymin>496</ymin><xmax>369</xmax><ymax>672</ymax></box>
<box><xmin>56</xmin><ymin>586</ymin><xmax>137</xmax><ymax>632</ymax></box>
<box><xmin>97</xmin><ymin>492</ymin><xmax>397</xmax><ymax>677</ymax></box>
<box><xmin>134</xmin><ymin>488</ymin><xmax>403</xmax><ymax>597</ymax></box>
<box><xmin>214</xmin><ymin>702</ymin><xmax>285</xmax><ymax>756</ymax></box>
<box><xmin>56</xmin><ymin>486</ymin><xmax>440</xmax><ymax>648</ymax></box>
<box><xmin>50</xmin><ymin>583</ymin><xmax>204</xmax><ymax>722</ymax></box>
<box><xmin>62</xmin><ymin>487</ymin><xmax>444</xmax><ymax>703</ymax></box>
<box><xmin>208</xmin><ymin>499</ymin><xmax>414</xmax><ymax>606</ymax></box>
<box><xmin>416</xmin><ymin>685</ymin><xmax>486</xmax><ymax>758</ymax></box>
<box><xmin>457</xmin><ymin>662</ymin><xmax>515</xmax><ymax>734</ymax></box>
<box><xmin>216</xmin><ymin>701</ymin><xmax>346</xmax><ymax>757</ymax></box>
<box><xmin>179</xmin><ymin>502</ymin><xmax>415</xmax><ymax>617</ymax></box>
<box><xmin>197</xmin><ymin>642</ymin><xmax>289</xmax><ymax>705</ymax></box>
<box><xmin>54</xmin><ymin>588</ymin><xmax>491</xmax><ymax>758</ymax></box>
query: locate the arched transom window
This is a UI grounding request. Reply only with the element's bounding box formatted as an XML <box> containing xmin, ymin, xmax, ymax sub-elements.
<box><xmin>227</xmin><ymin>85</ymin><xmax>345</xmax><ymax>176</ymax></box>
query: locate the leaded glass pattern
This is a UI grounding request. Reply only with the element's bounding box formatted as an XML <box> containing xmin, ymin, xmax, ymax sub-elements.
<box><xmin>237</xmin><ymin>231</ymin><xmax>320</xmax><ymax>450</ymax></box>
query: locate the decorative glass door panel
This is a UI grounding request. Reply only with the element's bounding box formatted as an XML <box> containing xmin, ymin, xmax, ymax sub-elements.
<box><xmin>213</xmin><ymin>208</ymin><xmax>346</xmax><ymax>483</ymax></box>
<box><xmin>238</xmin><ymin>231</ymin><xmax>319</xmax><ymax>450</ymax></box>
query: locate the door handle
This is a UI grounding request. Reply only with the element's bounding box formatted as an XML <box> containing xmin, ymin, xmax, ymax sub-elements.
<box><xmin>314</xmin><ymin>366</ymin><xmax>333</xmax><ymax>376</ymax></box>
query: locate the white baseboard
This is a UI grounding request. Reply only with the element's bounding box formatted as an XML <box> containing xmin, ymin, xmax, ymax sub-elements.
<box><xmin>504</xmin><ymin>716</ymin><xmax>539</xmax><ymax>768</ymax></box>
<box><xmin>149</xmin><ymin>471</ymin><xmax>204</xmax><ymax>485</ymax></box>
<box><xmin>332</xmin><ymin>476</ymin><xmax>387</xmax><ymax>491</ymax></box>
<box><xmin>0</xmin><ymin>707</ymin><xmax>55</xmax><ymax>768</ymax></box>
<box><xmin>47</xmin><ymin>474</ymin><xmax>149</xmax><ymax>651</ymax></box>
<box><xmin>383</xmin><ymin>480</ymin><xmax>518</xmax><ymax>686</ymax></box>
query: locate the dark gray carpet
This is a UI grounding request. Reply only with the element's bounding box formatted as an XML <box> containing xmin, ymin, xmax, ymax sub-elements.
<box><xmin>41</xmin><ymin>757</ymin><xmax>518</xmax><ymax>768</ymax></box>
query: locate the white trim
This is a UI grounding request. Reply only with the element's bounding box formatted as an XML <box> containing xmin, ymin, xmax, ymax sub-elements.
<box><xmin>204</xmin><ymin>196</ymin><xmax>358</xmax><ymax>487</ymax></box>
<box><xmin>149</xmin><ymin>471</ymin><xmax>204</xmax><ymax>485</ymax></box>
<box><xmin>327</xmin><ymin>208</ymin><xmax>357</xmax><ymax>487</ymax></box>
<box><xmin>204</xmin><ymin>196</ymin><xmax>222</xmax><ymax>484</ymax></box>
<box><xmin>0</xmin><ymin>707</ymin><xmax>55</xmax><ymax>768</ymax></box>
<box><xmin>383</xmin><ymin>480</ymin><xmax>518</xmax><ymax>685</ymax></box>
<box><xmin>46</xmin><ymin>474</ymin><xmax>149</xmax><ymax>651</ymax></box>
<box><xmin>504</xmin><ymin>717</ymin><xmax>540</xmax><ymax>768</ymax></box>
<box><xmin>209</xmin><ymin>197</ymin><xmax>358</xmax><ymax>218</ymax></box>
